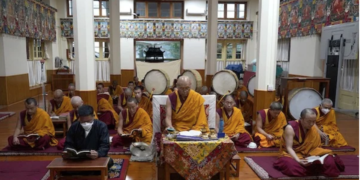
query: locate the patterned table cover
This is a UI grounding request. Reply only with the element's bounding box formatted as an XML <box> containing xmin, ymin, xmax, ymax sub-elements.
<box><xmin>161</xmin><ymin>137</ymin><xmax>237</xmax><ymax>180</ymax></box>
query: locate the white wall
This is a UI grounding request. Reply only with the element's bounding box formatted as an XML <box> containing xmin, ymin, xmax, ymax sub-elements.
<box><xmin>183</xmin><ymin>39</ymin><xmax>206</xmax><ymax>69</ymax></box>
<box><xmin>289</xmin><ymin>35</ymin><xmax>323</xmax><ymax>76</ymax></box>
<box><xmin>55</xmin><ymin>0</ymin><xmax>69</xmax><ymax>68</ymax></box>
<box><xmin>245</xmin><ymin>0</ymin><xmax>258</xmax><ymax>65</ymax></box>
<box><xmin>120</xmin><ymin>0</ymin><xmax>134</xmax><ymax>20</ymax></box>
<box><xmin>120</xmin><ymin>38</ymin><xmax>135</xmax><ymax>69</ymax></box>
<box><xmin>0</xmin><ymin>35</ymin><xmax>28</xmax><ymax>76</ymax></box>
<box><xmin>184</xmin><ymin>0</ymin><xmax>207</xmax><ymax>21</ymax></box>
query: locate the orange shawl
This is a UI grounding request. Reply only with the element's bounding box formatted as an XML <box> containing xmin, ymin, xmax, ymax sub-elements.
<box><xmin>239</xmin><ymin>99</ymin><xmax>254</xmax><ymax>122</ymax></box>
<box><xmin>123</xmin><ymin>108</ymin><xmax>153</xmax><ymax>144</ymax></box>
<box><xmin>165</xmin><ymin>89</ymin><xmax>173</xmax><ymax>95</ymax></box>
<box><xmin>138</xmin><ymin>96</ymin><xmax>153</xmax><ymax>118</ymax></box>
<box><xmin>221</xmin><ymin>107</ymin><xmax>250</xmax><ymax>137</ymax></box>
<box><xmin>53</xmin><ymin>96</ymin><xmax>73</xmax><ymax>115</ymax></box>
<box><xmin>112</xmin><ymin>85</ymin><xmax>123</xmax><ymax>97</ymax></box>
<box><xmin>172</xmin><ymin>90</ymin><xmax>209</xmax><ymax>132</ymax></box>
<box><xmin>98</xmin><ymin>98</ymin><xmax>119</xmax><ymax>127</ymax></box>
<box><xmin>23</xmin><ymin>108</ymin><xmax>58</xmax><ymax>146</ymax></box>
<box><xmin>281</xmin><ymin>120</ymin><xmax>332</xmax><ymax>158</ymax></box>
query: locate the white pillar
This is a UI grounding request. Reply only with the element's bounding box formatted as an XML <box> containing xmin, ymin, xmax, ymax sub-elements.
<box><xmin>109</xmin><ymin>0</ymin><xmax>121</xmax><ymax>75</ymax></box>
<box><xmin>255</xmin><ymin>0</ymin><xmax>279</xmax><ymax>91</ymax></box>
<box><xmin>73</xmin><ymin>0</ymin><xmax>95</xmax><ymax>90</ymax></box>
<box><xmin>206</xmin><ymin>0</ymin><xmax>218</xmax><ymax>78</ymax></box>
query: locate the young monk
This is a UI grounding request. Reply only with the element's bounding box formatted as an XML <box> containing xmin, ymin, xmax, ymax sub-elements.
<box><xmin>48</xmin><ymin>89</ymin><xmax>73</xmax><ymax>116</ymax></box>
<box><xmin>8</xmin><ymin>98</ymin><xmax>58</xmax><ymax>150</ymax></box>
<box><xmin>239</xmin><ymin>91</ymin><xmax>253</xmax><ymax>124</ymax></box>
<box><xmin>97</xmin><ymin>83</ymin><xmax>113</xmax><ymax>105</ymax></box>
<box><xmin>66</xmin><ymin>83</ymin><xmax>75</xmax><ymax>98</ymax></box>
<box><xmin>98</xmin><ymin>96</ymin><xmax>119</xmax><ymax>129</ymax></box>
<box><xmin>109</xmin><ymin>80</ymin><xmax>123</xmax><ymax>105</ymax></box>
<box><xmin>112</xmin><ymin>97</ymin><xmax>153</xmax><ymax>147</ymax></box>
<box><xmin>134</xmin><ymin>86</ymin><xmax>153</xmax><ymax>118</ymax></box>
<box><xmin>216</xmin><ymin>95</ymin><xmax>252</xmax><ymax>147</ymax></box>
<box><xmin>165</xmin><ymin>76</ymin><xmax>209</xmax><ymax>132</ymax></box>
<box><xmin>313</xmin><ymin>98</ymin><xmax>348</xmax><ymax>147</ymax></box>
<box><xmin>274</xmin><ymin>108</ymin><xmax>344</xmax><ymax>177</ymax></box>
<box><xmin>118</xmin><ymin>88</ymin><xmax>134</xmax><ymax>112</ymax></box>
<box><xmin>254</xmin><ymin>102</ymin><xmax>287</xmax><ymax>148</ymax></box>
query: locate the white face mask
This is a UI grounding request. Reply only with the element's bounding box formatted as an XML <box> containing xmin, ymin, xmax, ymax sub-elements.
<box><xmin>80</xmin><ymin>122</ymin><xmax>93</xmax><ymax>131</ymax></box>
<box><xmin>321</xmin><ymin>108</ymin><xmax>330</xmax><ymax>115</ymax></box>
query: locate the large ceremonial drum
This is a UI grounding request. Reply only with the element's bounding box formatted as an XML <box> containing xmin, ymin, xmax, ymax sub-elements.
<box><xmin>247</xmin><ymin>75</ymin><xmax>256</xmax><ymax>97</ymax></box>
<box><xmin>212</xmin><ymin>70</ymin><xmax>239</xmax><ymax>95</ymax></box>
<box><xmin>181</xmin><ymin>69</ymin><xmax>203</xmax><ymax>91</ymax></box>
<box><xmin>144</xmin><ymin>69</ymin><xmax>170</xmax><ymax>95</ymax></box>
<box><xmin>288</xmin><ymin>88</ymin><xmax>322</xmax><ymax>120</ymax></box>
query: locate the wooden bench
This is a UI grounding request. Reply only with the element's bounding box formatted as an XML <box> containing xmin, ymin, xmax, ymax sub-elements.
<box><xmin>230</xmin><ymin>154</ymin><xmax>241</xmax><ymax>177</ymax></box>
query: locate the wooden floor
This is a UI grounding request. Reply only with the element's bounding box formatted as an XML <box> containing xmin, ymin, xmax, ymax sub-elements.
<box><xmin>0</xmin><ymin>95</ymin><xmax>358</xmax><ymax>180</ymax></box>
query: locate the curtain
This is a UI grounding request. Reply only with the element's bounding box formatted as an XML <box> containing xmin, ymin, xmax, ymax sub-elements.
<box><xmin>27</xmin><ymin>61</ymin><xmax>44</xmax><ymax>87</ymax></box>
<box><xmin>340</xmin><ymin>59</ymin><xmax>359</xmax><ymax>92</ymax></box>
<box><xmin>277</xmin><ymin>39</ymin><xmax>290</xmax><ymax>61</ymax></box>
<box><xmin>96</xmin><ymin>61</ymin><xmax>110</xmax><ymax>82</ymax></box>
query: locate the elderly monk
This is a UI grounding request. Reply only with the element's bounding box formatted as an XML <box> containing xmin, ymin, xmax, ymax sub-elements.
<box><xmin>112</xmin><ymin>98</ymin><xmax>153</xmax><ymax>147</ymax></box>
<box><xmin>216</xmin><ymin>95</ymin><xmax>252</xmax><ymax>147</ymax></box>
<box><xmin>254</xmin><ymin>102</ymin><xmax>287</xmax><ymax>148</ymax></box>
<box><xmin>66</xmin><ymin>83</ymin><xmax>75</xmax><ymax>98</ymax></box>
<box><xmin>8</xmin><ymin>98</ymin><xmax>57</xmax><ymax>150</ymax></box>
<box><xmin>165</xmin><ymin>76</ymin><xmax>209</xmax><ymax>132</ymax></box>
<box><xmin>274</xmin><ymin>109</ymin><xmax>344</xmax><ymax>177</ymax></box>
<box><xmin>118</xmin><ymin>88</ymin><xmax>134</xmax><ymax>112</ymax></box>
<box><xmin>97</xmin><ymin>83</ymin><xmax>113</xmax><ymax>105</ymax></box>
<box><xmin>48</xmin><ymin>89</ymin><xmax>73</xmax><ymax>116</ymax></box>
<box><xmin>98</xmin><ymin>96</ymin><xmax>119</xmax><ymax>129</ymax></box>
<box><xmin>313</xmin><ymin>98</ymin><xmax>348</xmax><ymax>147</ymax></box>
<box><xmin>109</xmin><ymin>80</ymin><xmax>123</xmax><ymax>105</ymax></box>
<box><xmin>134</xmin><ymin>86</ymin><xmax>153</xmax><ymax>118</ymax></box>
<box><xmin>199</xmin><ymin>86</ymin><xmax>209</xmax><ymax>95</ymax></box>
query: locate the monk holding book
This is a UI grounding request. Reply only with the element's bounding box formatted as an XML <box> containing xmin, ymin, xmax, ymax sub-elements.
<box><xmin>117</xmin><ymin>88</ymin><xmax>134</xmax><ymax>112</ymax></box>
<box><xmin>274</xmin><ymin>108</ymin><xmax>345</xmax><ymax>177</ymax></box>
<box><xmin>48</xmin><ymin>89</ymin><xmax>73</xmax><ymax>116</ymax></box>
<box><xmin>112</xmin><ymin>97</ymin><xmax>153</xmax><ymax>147</ymax></box>
<box><xmin>134</xmin><ymin>86</ymin><xmax>153</xmax><ymax>118</ymax></box>
<box><xmin>8</xmin><ymin>98</ymin><xmax>58</xmax><ymax>150</ymax></box>
<box><xmin>97</xmin><ymin>83</ymin><xmax>113</xmax><ymax>105</ymax></box>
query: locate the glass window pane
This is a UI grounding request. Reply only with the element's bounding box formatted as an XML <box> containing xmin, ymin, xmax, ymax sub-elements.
<box><xmin>227</xmin><ymin>4</ymin><xmax>235</xmax><ymax>18</ymax></box>
<box><xmin>238</xmin><ymin>12</ymin><xmax>245</xmax><ymax>19</ymax></box>
<box><xmin>239</xmin><ymin>4</ymin><xmax>245</xmax><ymax>11</ymax></box>
<box><xmin>160</xmin><ymin>3</ymin><xmax>170</xmax><ymax>17</ymax></box>
<box><xmin>101</xmin><ymin>1</ymin><xmax>109</xmax><ymax>16</ymax></box>
<box><xmin>136</xmin><ymin>2</ymin><xmax>146</xmax><ymax>16</ymax></box>
<box><xmin>236</xmin><ymin>43</ymin><xmax>242</xmax><ymax>59</ymax></box>
<box><xmin>173</xmin><ymin>2</ymin><xmax>182</xmax><ymax>17</ymax></box>
<box><xmin>69</xmin><ymin>0</ymin><xmax>72</xmax><ymax>16</ymax></box>
<box><xmin>217</xmin><ymin>43</ymin><xmax>222</xmax><ymax>59</ymax></box>
<box><xmin>218</xmin><ymin>4</ymin><xmax>224</xmax><ymax>18</ymax></box>
<box><xmin>238</xmin><ymin>4</ymin><xmax>245</xmax><ymax>18</ymax></box>
<box><xmin>148</xmin><ymin>3</ymin><xmax>158</xmax><ymax>17</ymax></box>
<box><xmin>226</xmin><ymin>43</ymin><xmax>233</xmax><ymax>59</ymax></box>
<box><xmin>104</xmin><ymin>42</ymin><xmax>109</xmax><ymax>58</ymax></box>
<box><xmin>93</xmin><ymin>1</ymin><xmax>100</xmax><ymax>16</ymax></box>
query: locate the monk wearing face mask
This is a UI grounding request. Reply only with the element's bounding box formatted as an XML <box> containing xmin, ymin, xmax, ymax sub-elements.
<box><xmin>312</xmin><ymin>98</ymin><xmax>348</xmax><ymax>147</ymax></box>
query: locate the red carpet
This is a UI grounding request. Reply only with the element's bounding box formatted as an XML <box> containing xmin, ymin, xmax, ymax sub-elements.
<box><xmin>245</xmin><ymin>155</ymin><xmax>359</xmax><ymax>179</ymax></box>
<box><xmin>236</xmin><ymin>145</ymin><xmax>356</xmax><ymax>153</ymax></box>
<box><xmin>0</xmin><ymin>112</ymin><xmax>15</xmax><ymax>121</ymax></box>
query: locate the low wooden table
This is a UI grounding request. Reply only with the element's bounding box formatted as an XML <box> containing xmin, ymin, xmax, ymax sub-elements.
<box><xmin>52</xmin><ymin>120</ymin><xmax>67</xmax><ymax>137</ymax></box>
<box><xmin>47</xmin><ymin>157</ymin><xmax>110</xmax><ymax>180</ymax></box>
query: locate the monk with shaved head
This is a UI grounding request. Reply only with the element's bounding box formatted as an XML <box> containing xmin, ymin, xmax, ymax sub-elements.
<box><xmin>165</xmin><ymin>76</ymin><xmax>209</xmax><ymax>132</ymax></box>
<box><xmin>66</xmin><ymin>83</ymin><xmax>75</xmax><ymax>98</ymax></box>
<box><xmin>48</xmin><ymin>89</ymin><xmax>73</xmax><ymax>116</ymax></box>
<box><xmin>117</xmin><ymin>88</ymin><xmax>134</xmax><ymax>112</ymax></box>
<box><xmin>199</xmin><ymin>86</ymin><xmax>209</xmax><ymax>95</ymax></box>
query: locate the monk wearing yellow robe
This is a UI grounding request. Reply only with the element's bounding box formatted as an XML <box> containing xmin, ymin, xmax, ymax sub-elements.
<box><xmin>165</xmin><ymin>76</ymin><xmax>209</xmax><ymax>132</ymax></box>
<box><xmin>134</xmin><ymin>76</ymin><xmax>142</xmax><ymax>86</ymax></box>
<box><xmin>239</xmin><ymin>91</ymin><xmax>254</xmax><ymax>134</ymax></box>
<box><xmin>109</xmin><ymin>80</ymin><xmax>123</xmax><ymax>105</ymax></box>
<box><xmin>117</xmin><ymin>88</ymin><xmax>134</xmax><ymax>112</ymax></box>
<box><xmin>164</xmin><ymin>88</ymin><xmax>173</xmax><ymax>95</ymax></box>
<box><xmin>97</xmin><ymin>83</ymin><xmax>113</xmax><ymax>105</ymax></box>
<box><xmin>8</xmin><ymin>98</ymin><xmax>57</xmax><ymax>150</ymax></box>
<box><xmin>65</xmin><ymin>83</ymin><xmax>75</xmax><ymax>98</ymax></box>
<box><xmin>134</xmin><ymin>86</ymin><xmax>153</xmax><ymax>118</ymax></box>
<box><xmin>216</xmin><ymin>95</ymin><xmax>252</xmax><ymax>147</ymax></box>
<box><xmin>274</xmin><ymin>109</ymin><xmax>345</xmax><ymax>177</ymax></box>
<box><xmin>48</xmin><ymin>89</ymin><xmax>73</xmax><ymax>116</ymax></box>
<box><xmin>98</xmin><ymin>98</ymin><xmax>119</xmax><ymax>129</ymax></box>
<box><xmin>254</xmin><ymin>102</ymin><xmax>287</xmax><ymax>148</ymax></box>
<box><xmin>112</xmin><ymin>97</ymin><xmax>153</xmax><ymax>147</ymax></box>
<box><xmin>313</xmin><ymin>98</ymin><xmax>348</xmax><ymax>147</ymax></box>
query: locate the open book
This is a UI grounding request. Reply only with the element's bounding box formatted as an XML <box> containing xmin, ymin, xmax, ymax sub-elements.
<box><xmin>121</xmin><ymin>129</ymin><xmax>141</xmax><ymax>136</ymax></box>
<box><xmin>305</xmin><ymin>154</ymin><xmax>330</xmax><ymax>164</ymax></box>
<box><xmin>179</xmin><ymin>130</ymin><xmax>202</xmax><ymax>137</ymax></box>
<box><xmin>18</xmin><ymin>134</ymin><xmax>40</xmax><ymax>138</ymax></box>
<box><xmin>51</xmin><ymin>116</ymin><xmax>67</xmax><ymax>120</ymax></box>
<box><xmin>65</xmin><ymin>148</ymin><xmax>91</xmax><ymax>159</ymax></box>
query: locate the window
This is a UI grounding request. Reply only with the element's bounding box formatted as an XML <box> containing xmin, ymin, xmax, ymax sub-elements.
<box><xmin>217</xmin><ymin>40</ymin><xmax>246</xmax><ymax>60</ymax></box>
<box><xmin>67</xmin><ymin>0</ymin><xmax>109</xmax><ymax>17</ymax></box>
<box><xmin>135</xmin><ymin>1</ymin><xmax>183</xmax><ymax>19</ymax></box>
<box><xmin>217</xmin><ymin>2</ymin><xmax>247</xmax><ymax>20</ymax></box>
<box><xmin>27</xmin><ymin>38</ymin><xmax>44</xmax><ymax>60</ymax></box>
<box><xmin>94</xmin><ymin>40</ymin><xmax>109</xmax><ymax>60</ymax></box>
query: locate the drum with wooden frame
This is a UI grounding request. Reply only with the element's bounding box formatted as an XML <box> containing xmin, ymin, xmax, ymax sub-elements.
<box><xmin>181</xmin><ymin>69</ymin><xmax>203</xmax><ymax>91</ymax></box>
<box><xmin>288</xmin><ymin>87</ymin><xmax>323</xmax><ymax>120</ymax></box>
<box><xmin>212</xmin><ymin>70</ymin><xmax>239</xmax><ymax>95</ymax></box>
<box><xmin>247</xmin><ymin>75</ymin><xmax>256</xmax><ymax>97</ymax></box>
<box><xmin>143</xmin><ymin>69</ymin><xmax>170</xmax><ymax>95</ymax></box>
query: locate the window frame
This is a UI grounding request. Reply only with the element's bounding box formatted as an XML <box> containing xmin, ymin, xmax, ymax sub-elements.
<box><xmin>27</xmin><ymin>38</ymin><xmax>44</xmax><ymax>61</ymax></box>
<box><xmin>94</xmin><ymin>39</ymin><xmax>110</xmax><ymax>61</ymax></box>
<box><xmin>217</xmin><ymin>2</ymin><xmax>247</xmax><ymax>20</ymax></box>
<box><xmin>216</xmin><ymin>40</ymin><xmax>246</xmax><ymax>61</ymax></box>
<box><xmin>134</xmin><ymin>1</ymin><xmax>184</xmax><ymax>19</ymax></box>
<box><xmin>67</xmin><ymin>0</ymin><xmax>110</xmax><ymax>17</ymax></box>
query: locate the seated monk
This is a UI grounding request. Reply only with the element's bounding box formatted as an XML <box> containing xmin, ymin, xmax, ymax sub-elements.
<box><xmin>117</xmin><ymin>88</ymin><xmax>134</xmax><ymax>112</ymax></box>
<box><xmin>57</xmin><ymin>96</ymin><xmax>98</xmax><ymax>150</ymax></box>
<box><xmin>98</xmin><ymin>96</ymin><xmax>119</xmax><ymax>129</ymax></box>
<box><xmin>48</xmin><ymin>89</ymin><xmax>73</xmax><ymax>116</ymax></box>
<box><xmin>199</xmin><ymin>86</ymin><xmax>209</xmax><ymax>95</ymax></box>
<box><xmin>134</xmin><ymin>76</ymin><xmax>142</xmax><ymax>86</ymax></box>
<box><xmin>8</xmin><ymin>98</ymin><xmax>58</xmax><ymax>150</ymax></box>
<box><xmin>313</xmin><ymin>98</ymin><xmax>348</xmax><ymax>147</ymax></box>
<box><xmin>109</xmin><ymin>80</ymin><xmax>123</xmax><ymax>105</ymax></box>
<box><xmin>97</xmin><ymin>83</ymin><xmax>113</xmax><ymax>105</ymax></box>
<box><xmin>62</xmin><ymin>105</ymin><xmax>114</xmax><ymax>171</ymax></box>
<box><xmin>112</xmin><ymin>98</ymin><xmax>153</xmax><ymax>147</ymax></box>
<box><xmin>65</xmin><ymin>83</ymin><xmax>75</xmax><ymax>98</ymax></box>
<box><xmin>216</xmin><ymin>95</ymin><xmax>252</xmax><ymax>147</ymax></box>
<box><xmin>128</xmin><ymin>81</ymin><xmax>135</xmax><ymax>91</ymax></box>
<box><xmin>239</xmin><ymin>91</ymin><xmax>254</xmax><ymax>134</ymax></box>
<box><xmin>134</xmin><ymin>86</ymin><xmax>153</xmax><ymax>118</ymax></box>
<box><xmin>165</xmin><ymin>76</ymin><xmax>209</xmax><ymax>132</ymax></box>
<box><xmin>254</xmin><ymin>102</ymin><xmax>287</xmax><ymax>148</ymax></box>
<box><xmin>274</xmin><ymin>109</ymin><xmax>345</xmax><ymax>177</ymax></box>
